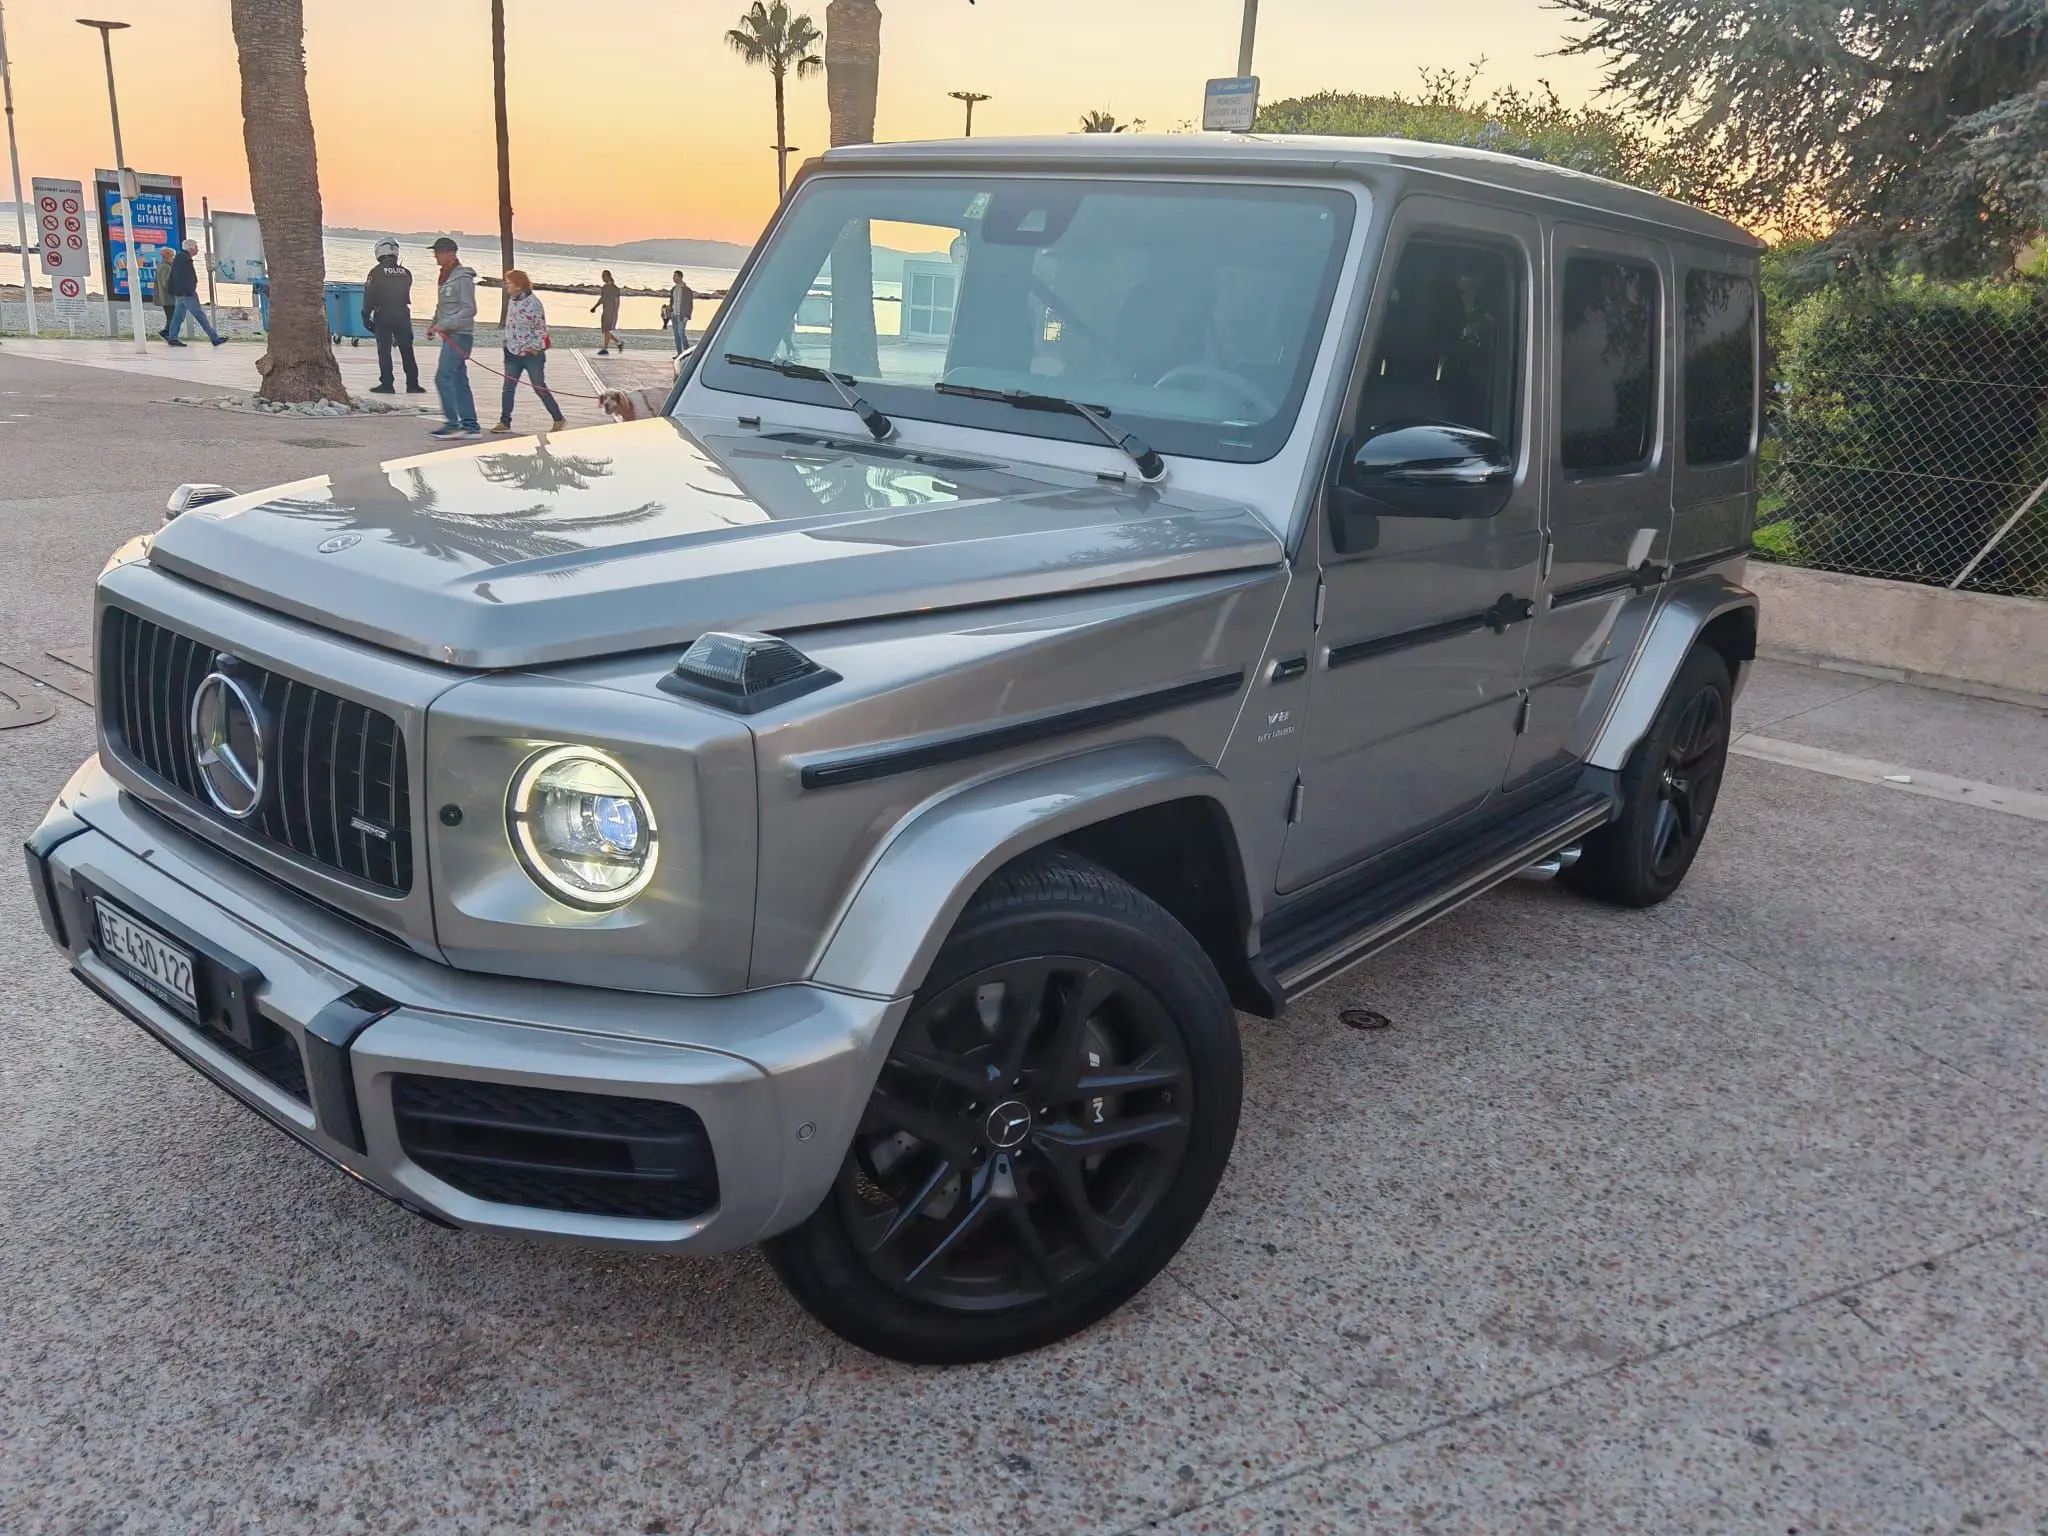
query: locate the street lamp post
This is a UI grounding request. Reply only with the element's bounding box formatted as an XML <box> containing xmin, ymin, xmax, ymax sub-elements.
<box><xmin>1236</xmin><ymin>0</ymin><xmax>1258</xmax><ymax>77</ymax></box>
<box><xmin>1</xmin><ymin>1</ymin><xmax>38</xmax><ymax>336</ymax></box>
<box><xmin>77</xmin><ymin>18</ymin><xmax>147</xmax><ymax>353</ymax></box>
<box><xmin>948</xmin><ymin>90</ymin><xmax>990</xmax><ymax>137</ymax></box>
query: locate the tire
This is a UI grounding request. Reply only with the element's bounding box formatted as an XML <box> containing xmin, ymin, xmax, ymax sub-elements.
<box><xmin>763</xmin><ymin>850</ymin><xmax>1242</xmax><ymax>1364</ymax></box>
<box><xmin>1564</xmin><ymin>645</ymin><xmax>1733</xmax><ymax>907</ymax></box>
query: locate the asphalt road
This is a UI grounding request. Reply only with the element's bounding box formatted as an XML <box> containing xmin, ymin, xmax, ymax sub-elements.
<box><xmin>3</xmin><ymin>348</ymin><xmax>2047</xmax><ymax>1534</ymax></box>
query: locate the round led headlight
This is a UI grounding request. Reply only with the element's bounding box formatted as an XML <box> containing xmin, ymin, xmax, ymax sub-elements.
<box><xmin>507</xmin><ymin>746</ymin><xmax>659</xmax><ymax>909</ymax></box>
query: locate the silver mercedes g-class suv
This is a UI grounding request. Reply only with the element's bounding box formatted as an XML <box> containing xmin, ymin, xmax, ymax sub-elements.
<box><xmin>26</xmin><ymin>135</ymin><xmax>1761</xmax><ymax>1364</ymax></box>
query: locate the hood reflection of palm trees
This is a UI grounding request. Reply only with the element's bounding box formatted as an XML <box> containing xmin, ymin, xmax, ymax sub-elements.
<box><xmin>263</xmin><ymin>455</ymin><xmax>664</xmax><ymax>569</ymax></box>
<box><xmin>473</xmin><ymin>441</ymin><xmax>619</xmax><ymax>495</ymax></box>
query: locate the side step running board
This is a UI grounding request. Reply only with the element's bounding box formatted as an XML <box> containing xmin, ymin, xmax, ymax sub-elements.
<box><xmin>1259</xmin><ymin>787</ymin><xmax>1617</xmax><ymax>1001</ymax></box>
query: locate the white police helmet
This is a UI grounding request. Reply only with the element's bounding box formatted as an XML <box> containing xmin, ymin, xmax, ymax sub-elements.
<box><xmin>374</xmin><ymin>237</ymin><xmax>400</xmax><ymax>259</ymax></box>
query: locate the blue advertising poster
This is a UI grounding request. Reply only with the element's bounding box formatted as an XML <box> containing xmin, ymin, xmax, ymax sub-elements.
<box><xmin>94</xmin><ymin>172</ymin><xmax>185</xmax><ymax>301</ymax></box>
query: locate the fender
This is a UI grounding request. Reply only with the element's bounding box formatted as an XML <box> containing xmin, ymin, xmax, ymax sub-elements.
<box><xmin>1587</xmin><ymin>574</ymin><xmax>1759</xmax><ymax>771</ymax></box>
<box><xmin>808</xmin><ymin>739</ymin><xmax>1252</xmax><ymax>1001</ymax></box>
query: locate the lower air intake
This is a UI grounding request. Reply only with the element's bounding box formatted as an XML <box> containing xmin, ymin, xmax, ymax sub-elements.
<box><xmin>391</xmin><ymin>1075</ymin><xmax>718</xmax><ymax>1221</ymax></box>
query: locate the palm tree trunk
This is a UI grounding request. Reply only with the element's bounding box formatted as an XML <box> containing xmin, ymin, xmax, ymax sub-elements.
<box><xmin>824</xmin><ymin>0</ymin><xmax>881</xmax><ymax>375</ymax></box>
<box><xmin>773</xmin><ymin>66</ymin><xmax>789</xmax><ymax>200</ymax></box>
<box><xmin>228</xmin><ymin>0</ymin><xmax>344</xmax><ymax>403</ymax></box>
<box><xmin>824</xmin><ymin>0</ymin><xmax>881</xmax><ymax>148</ymax></box>
<box><xmin>492</xmin><ymin>0</ymin><xmax>514</xmax><ymax>325</ymax></box>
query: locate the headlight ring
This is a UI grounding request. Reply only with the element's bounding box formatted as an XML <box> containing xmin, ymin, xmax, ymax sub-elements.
<box><xmin>506</xmin><ymin>745</ymin><xmax>660</xmax><ymax>910</ymax></box>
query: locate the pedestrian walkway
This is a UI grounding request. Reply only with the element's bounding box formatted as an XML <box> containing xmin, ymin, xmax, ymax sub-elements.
<box><xmin>0</xmin><ymin>336</ymin><xmax>655</xmax><ymax>429</ymax></box>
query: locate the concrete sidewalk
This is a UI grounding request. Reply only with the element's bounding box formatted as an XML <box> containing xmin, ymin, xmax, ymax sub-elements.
<box><xmin>0</xmin><ymin>334</ymin><xmax>674</xmax><ymax>431</ymax></box>
<box><xmin>3</xmin><ymin>347</ymin><xmax>2046</xmax><ymax>1534</ymax></box>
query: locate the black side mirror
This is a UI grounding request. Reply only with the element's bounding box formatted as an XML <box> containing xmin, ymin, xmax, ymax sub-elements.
<box><xmin>1337</xmin><ymin>421</ymin><xmax>1515</xmax><ymax>523</ymax></box>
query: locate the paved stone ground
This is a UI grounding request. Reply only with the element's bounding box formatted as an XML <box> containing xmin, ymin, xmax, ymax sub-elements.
<box><xmin>2</xmin><ymin>348</ymin><xmax>2046</xmax><ymax>1534</ymax></box>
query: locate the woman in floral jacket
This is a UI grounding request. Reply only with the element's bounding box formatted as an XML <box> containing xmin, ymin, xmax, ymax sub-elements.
<box><xmin>491</xmin><ymin>270</ymin><xmax>568</xmax><ymax>433</ymax></box>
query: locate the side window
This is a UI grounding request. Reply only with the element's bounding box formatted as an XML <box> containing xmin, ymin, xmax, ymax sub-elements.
<box><xmin>1356</xmin><ymin>238</ymin><xmax>1520</xmax><ymax>444</ymax></box>
<box><xmin>1559</xmin><ymin>256</ymin><xmax>1659</xmax><ymax>473</ymax></box>
<box><xmin>1683</xmin><ymin>271</ymin><xmax>1757</xmax><ymax>465</ymax></box>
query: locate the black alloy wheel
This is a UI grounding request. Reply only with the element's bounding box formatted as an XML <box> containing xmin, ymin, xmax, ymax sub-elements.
<box><xmin>1565</xmin><ymin>645</ymin><xmax>1734</xmax><ymax>907</ymax></box>
<box><xmin>841</xmin><ymin>955</ymin><xmax>1192</xmax><ymax>1313</ymax></box>
<box><xmin>765</xmin><ymin>851</ymin><xmax>1241</xmax><ymax>1364</ymax></box>
<box><xmin>1648</xmin><ymin>679</ymin><xmax>1728</xmax><ymax>880</ymax></box>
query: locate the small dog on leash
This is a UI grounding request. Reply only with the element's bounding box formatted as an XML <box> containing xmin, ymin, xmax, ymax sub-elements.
<box><xmin>599</xmin><ymin>387</ymin><xmax>670</xmax><ymax>422</ymax></box>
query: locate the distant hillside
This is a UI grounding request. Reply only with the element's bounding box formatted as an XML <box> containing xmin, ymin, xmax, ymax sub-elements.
<box><xmin>326</xmin><ymin>227</ymin><xmax>757</xmax><ymax>269</ymax></box>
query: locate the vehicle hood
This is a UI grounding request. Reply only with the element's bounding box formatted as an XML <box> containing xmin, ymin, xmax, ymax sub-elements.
<box><xmin>147</xmin><ymin>417</ymin><xmax>1286</xmax><ymax>668</ymax></box>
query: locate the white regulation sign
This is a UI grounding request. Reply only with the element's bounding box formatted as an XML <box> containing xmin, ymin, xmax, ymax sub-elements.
<box><xmin>32</xmin><ymin>176</ymin><xmax>92</xmax><ymax>284</ymax></box>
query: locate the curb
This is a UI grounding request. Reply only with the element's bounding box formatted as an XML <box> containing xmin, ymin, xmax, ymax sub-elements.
<box><xmin>1748</xmin><ymin>563</ymin><xmax>2048</xmax><ymax>704</ymax></box>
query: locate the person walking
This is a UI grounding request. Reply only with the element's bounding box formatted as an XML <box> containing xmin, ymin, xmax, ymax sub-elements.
<box><xmin>425</xmin><ymin>236</ymin><xmax>481</xmax><ymax>440</ymax></box>
<box><xmin>362</xmin><ymin>237</ymin><xmax>423</xmax><ymax>394</ymax></box>
<box><xmin>590</xmin><ymin>269</ymin><xmax>622</xmax><ymax>354</ymax></box>
<box><xmin>153</xmin><ymin>245</ymin><xmax>178</xmax><ymax>340</ymax></box>
<box><xmin>162</xmin><ymin>238</ymin><xmax>224</xmax><ymax>347</ymax></box>
<box><xmin>664</xmin><ymin>270</ymin><xmax>695</xmax><ymax>355</ymax></box>
<box><xmin>490</xmin><ymin>269</ymin><xmax>568</xmax><ymax>435</ymax></box>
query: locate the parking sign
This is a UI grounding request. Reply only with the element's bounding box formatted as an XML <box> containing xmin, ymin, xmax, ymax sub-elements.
<box><xmin>1202</xmin><ymin>77</ymin><xmax>1260</xmax><ymax>132</ymax></box>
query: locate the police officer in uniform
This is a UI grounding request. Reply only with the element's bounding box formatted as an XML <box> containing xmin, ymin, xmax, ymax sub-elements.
<box><xmin>362</xmin><ymin>237</ymin><xmax>424</xmax><ymax>394</ymax></box>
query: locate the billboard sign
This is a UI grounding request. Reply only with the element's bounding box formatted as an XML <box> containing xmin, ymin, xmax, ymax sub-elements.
<box><xmin>210</xmin><ymin>210</ymin><xmax>265</xmax><ymax>283</ymax></box>
<box><xmin>32</xmin><ymin>177</ymin><xmax>91</xmax><ymax>284</ymax></box>
<box><xmin>94</xmin><ymin>169</ymin><xmax>185</xmax><ymax>301</ymax></box>
<box><xmin>1202</xmin><ymin>76</ymin><xmax>1260</xmax><ymax>132</ymax></box>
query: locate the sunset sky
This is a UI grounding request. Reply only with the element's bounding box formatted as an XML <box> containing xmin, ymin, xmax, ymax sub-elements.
<box><xmin>3</xmin><ymin>0</ymin><xmax>1611</xmax><ymax>248</ymax></box>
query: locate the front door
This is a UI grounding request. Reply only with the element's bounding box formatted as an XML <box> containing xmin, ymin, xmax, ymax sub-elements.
<box><xmin>1279</xmin><ymin>198</ymin><xmax>1543</xmax><ymax>892</ymax></box>
<box><xmin>1508</xmin><ymin>226</ymin><xmax>1675</xmax><ymax>786</ymax></box>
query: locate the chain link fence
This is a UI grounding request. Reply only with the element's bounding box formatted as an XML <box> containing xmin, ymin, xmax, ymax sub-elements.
<box><xmin>1756</xmin><ymin>280</ymin><xmax>2048</xmax><ymax>598</ymax></box>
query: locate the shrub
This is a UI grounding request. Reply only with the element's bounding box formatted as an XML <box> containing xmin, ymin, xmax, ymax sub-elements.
<box><xmin>1253</xmin><ymin>71</ymin><xmax>1726</xmax><ymax>206</ymax></box>
<box><xmin>1768</xmin><ymin>276</ymin><xmax>2048</xmax><ymax>593</ymax></box>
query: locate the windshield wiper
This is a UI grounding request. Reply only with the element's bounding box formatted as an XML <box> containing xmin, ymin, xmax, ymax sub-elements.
<box><xmin>723</xmin><ymin>352</ymin><xmax>894</xmax><ymax>441</ymax></box>
<box><xmin>932</xmin><ymin>382</ymin><xmax>1166</xmax><ymax>483</ymax></box>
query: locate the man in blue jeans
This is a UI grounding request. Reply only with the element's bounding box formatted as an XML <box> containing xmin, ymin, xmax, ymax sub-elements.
<box><xmin>162</xmin><ymin>239</ymin><xmax>225</xmax><ymax>347</ymax></box>
<box><xmin>425</xmin><ymin>236</ymin><xmax>480</xmax><ymax>440</ymax></box>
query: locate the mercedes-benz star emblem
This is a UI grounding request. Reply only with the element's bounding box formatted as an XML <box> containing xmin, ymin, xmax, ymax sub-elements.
<box><xmin>984</xmin><ymin>1100</ymin><xmax>1034</xmax><ymax>1150</ymax></box>
<box><xmin>189</xmin><ymin>671</ymin><xmax>268</xmax><ymax>819</ymax></box>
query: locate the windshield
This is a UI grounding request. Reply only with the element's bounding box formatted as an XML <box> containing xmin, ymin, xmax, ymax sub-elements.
<box><xmin>698</xmin><ymin>176</ymin><xmax>1356</xmax><ymax>463</ymax></box>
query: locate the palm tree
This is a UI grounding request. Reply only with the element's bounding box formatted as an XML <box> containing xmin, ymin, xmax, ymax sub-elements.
<box><xmin>228</xmin><ymin>0</ymin><xmax>345</xmax><ymax>403</ymax></box>
<box><xmin>727</xmin><ymin>2</ymin><xmax>824</xmax><ymax>201</ymax></box>
<box><xmin>820</xmin><ymin>0</ymin><xmax>975</xmax><ymax>377</ymax></box>
<box><xmin>1079</xmin><ymin>109</ymin><xmax>1142</xmax><ymax>133</ymax></box>
<box><xmin>491</xmin><ymin>0</ymin><xmax>515</xmax><ymax>324</ymax></box>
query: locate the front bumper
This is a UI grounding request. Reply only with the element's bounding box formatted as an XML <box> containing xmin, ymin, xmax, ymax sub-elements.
<box><xmin>26</xmin><ymin>758</ymin><xmax>907</xmax><ymax>1254</ymax></box>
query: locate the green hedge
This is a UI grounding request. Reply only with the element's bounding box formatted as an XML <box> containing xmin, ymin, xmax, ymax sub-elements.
<box><xmin>1760</xmin><ymin>276</ymin><xmax>2048</xmax><ymax>595</ymax></box>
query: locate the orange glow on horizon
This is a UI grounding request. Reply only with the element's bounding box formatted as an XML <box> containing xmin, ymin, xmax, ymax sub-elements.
<box><xmin>2</xmin><ymin>1</ymin><xmax>1607</xmax><ymax>250</ymax></box>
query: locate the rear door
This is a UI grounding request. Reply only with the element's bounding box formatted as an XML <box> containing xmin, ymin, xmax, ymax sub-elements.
<box><xmin>1507</xmin><ymin>226</ymin><xmax>1674</xmax><ymax>788</ymax></box>
<box><xmin>1671</xmin><ymin>250</ymin><xmax>1760</xmax><ymax>569</ymax></box>
<box><xmin>1279</xmin><ymin>196</ymin><xmax>1542</xmax><ymax>892</ymax></box>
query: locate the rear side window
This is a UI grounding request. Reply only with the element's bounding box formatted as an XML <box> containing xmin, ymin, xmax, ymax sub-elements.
<box><xmin>1683</xmin><ymin>271</ymin><xmax>1757</xmax><ymax>465</ymax></box>
<box><xmin>1559</xmin><ymin>256</ymin><xmax>1659</xmax><ymax>473</ymax></box>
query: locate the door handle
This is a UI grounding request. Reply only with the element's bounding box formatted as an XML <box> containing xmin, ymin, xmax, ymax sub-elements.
<box><xmin>1485</xmin><ymin>592</ymin><xmax>1536</xmax><ymax>634</ymax></box>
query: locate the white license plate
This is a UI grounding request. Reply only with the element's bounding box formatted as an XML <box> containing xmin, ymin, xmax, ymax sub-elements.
<box><xmin>94</xmin><ymin>897</ymin><xmax>198</xmax><ymax>1016</ymax></box>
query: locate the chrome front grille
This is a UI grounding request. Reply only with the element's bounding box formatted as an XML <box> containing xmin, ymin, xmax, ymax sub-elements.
<box><xmin>99</xmin><ymin>607</ymin><xmax>414</xmax><ymax>895</ymax></box>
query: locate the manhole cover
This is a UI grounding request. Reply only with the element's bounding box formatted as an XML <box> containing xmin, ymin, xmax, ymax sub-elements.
<box><xmin>1339</xmin><ymin>1008</ymin><xmax>1393</xmax><ymax>1031</ymax></box>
